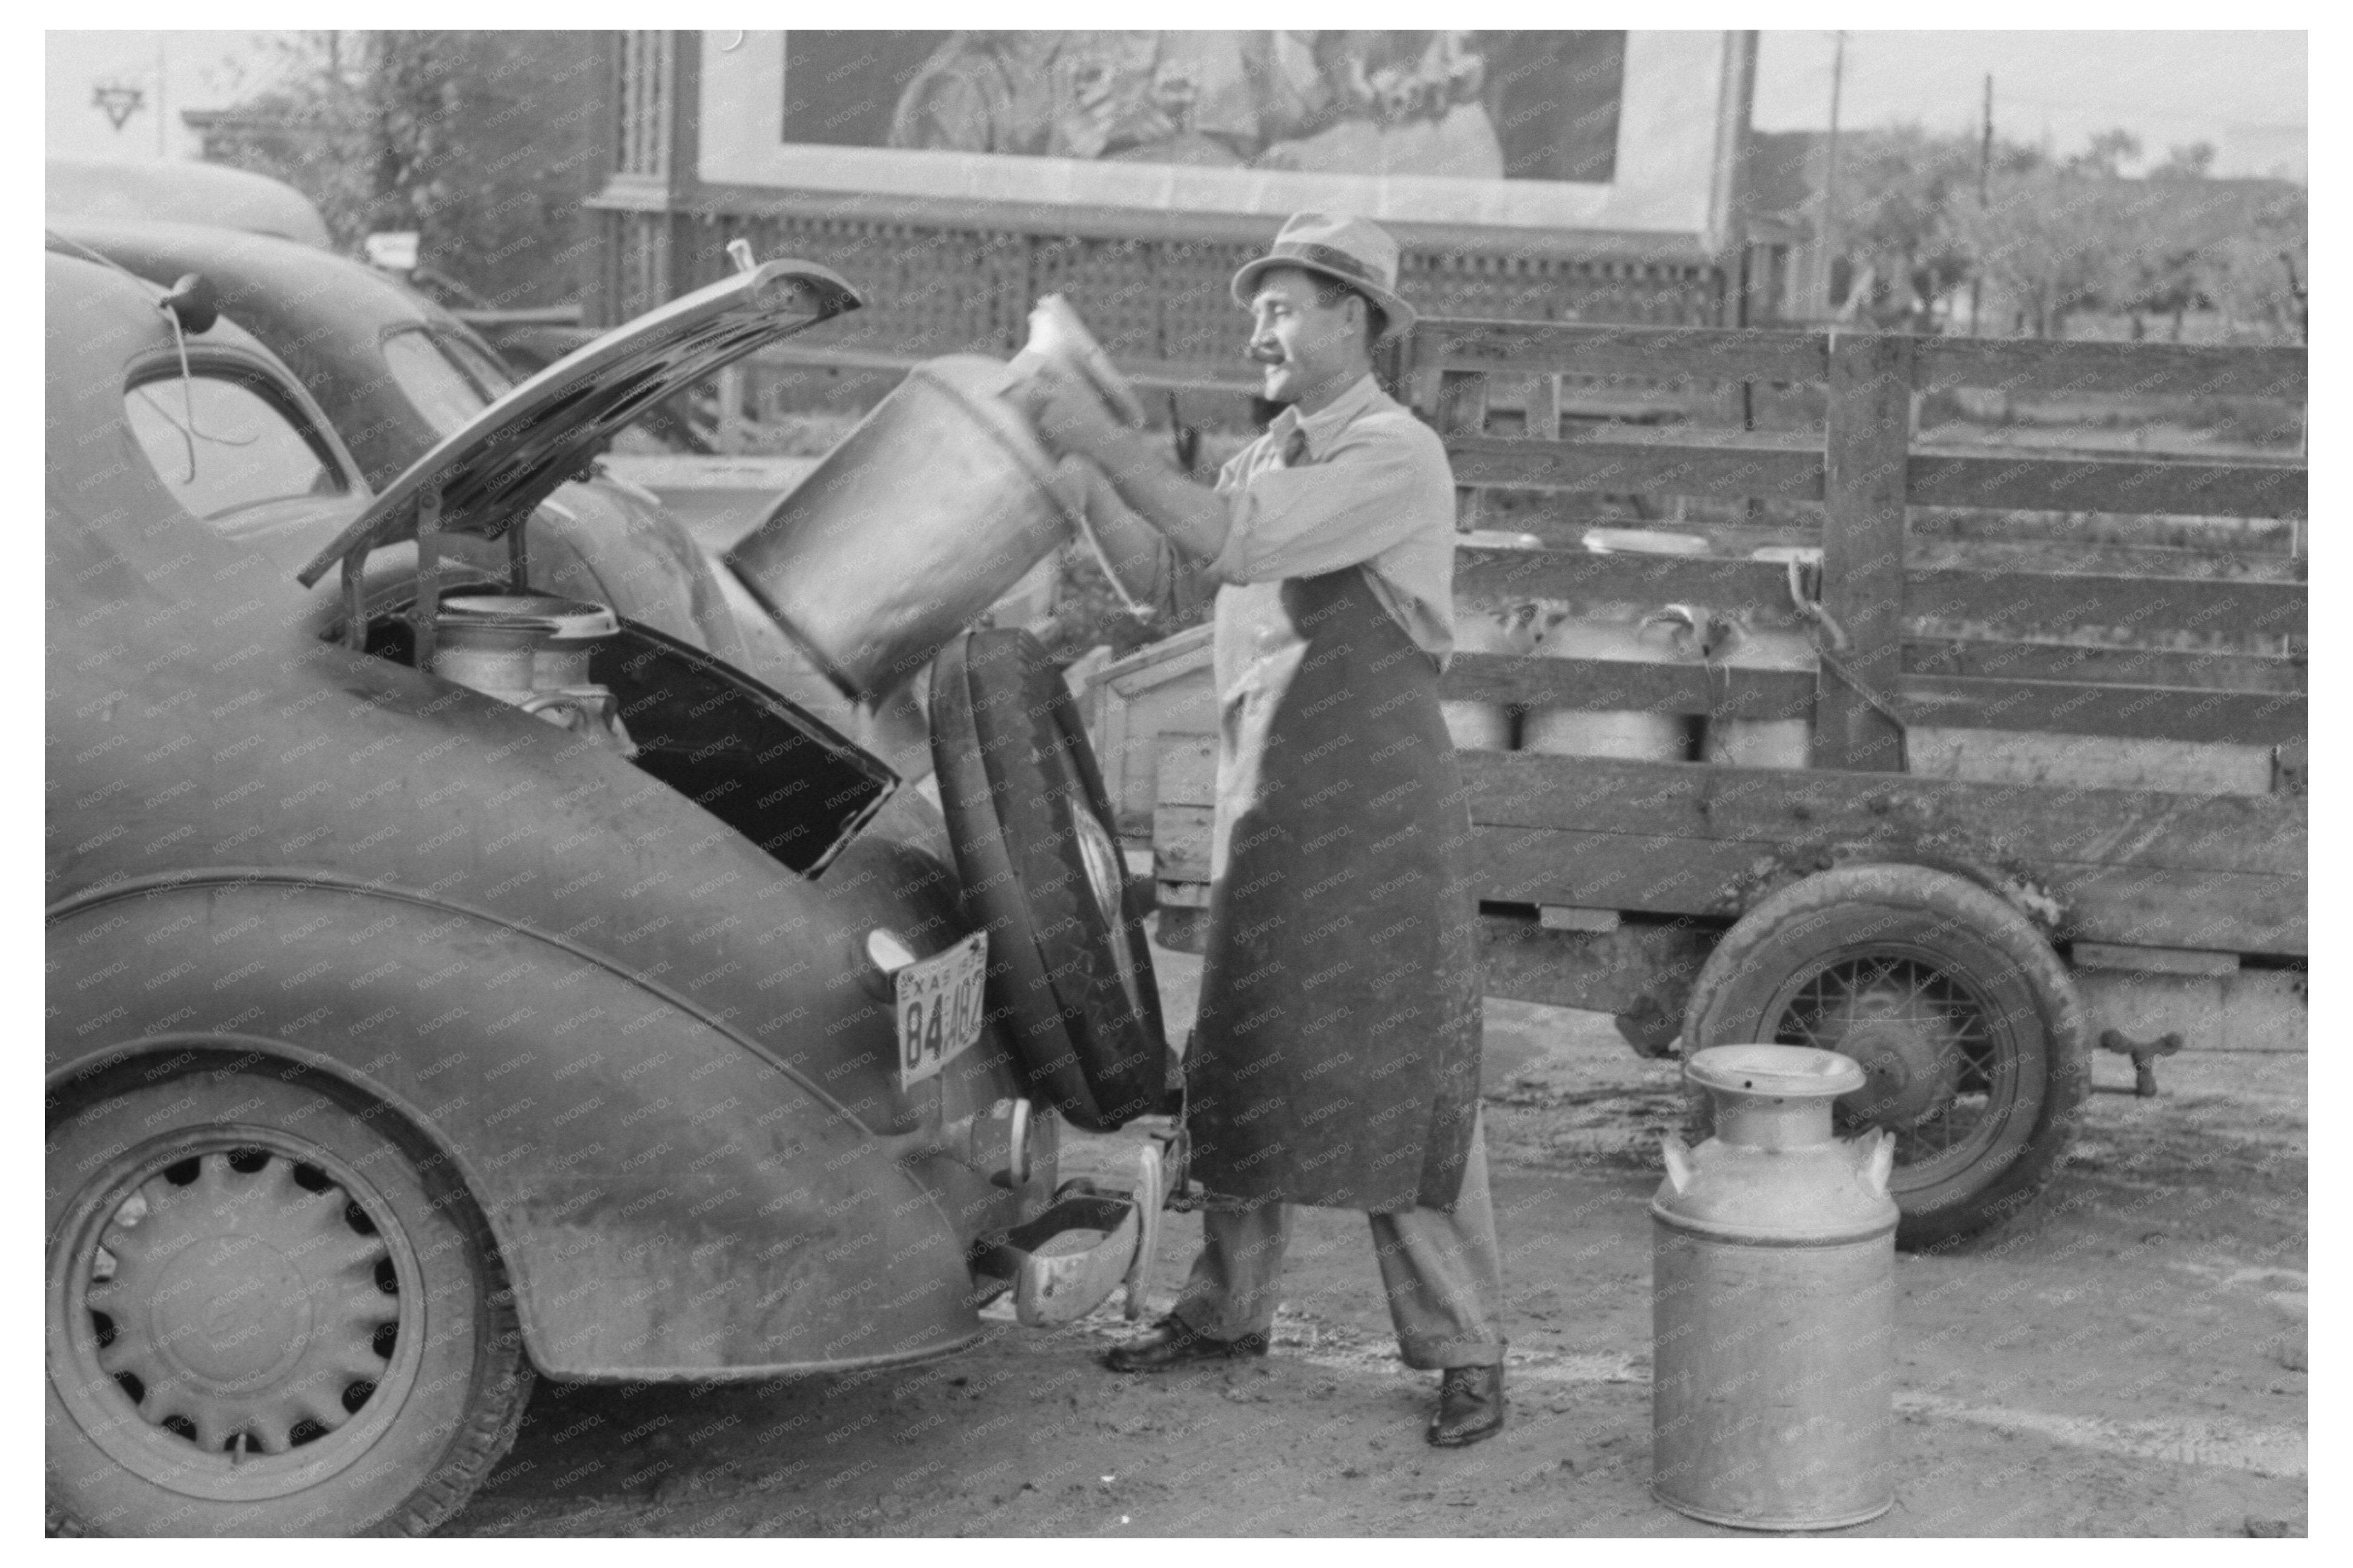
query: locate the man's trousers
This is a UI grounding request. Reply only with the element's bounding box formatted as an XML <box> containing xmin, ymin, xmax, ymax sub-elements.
<box><xmin>1168</xmin><ymin>1113</ymin><xmax>1506</xmax><ymax>1369</ymax></box>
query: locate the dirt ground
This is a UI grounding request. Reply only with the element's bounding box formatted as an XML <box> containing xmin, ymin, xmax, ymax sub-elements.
<box><xmin>439</xmin><ymin>926</ymin><xmax>2307</xmax><ymax>1539</ymax></box>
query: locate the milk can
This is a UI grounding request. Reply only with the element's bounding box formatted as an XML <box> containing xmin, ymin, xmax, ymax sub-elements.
<box><xmin>1519</xmin><ymin>529</ymin><xmax>1705</xmax><ymax>761</ymax></box>
<box><xmin>725</xmin><ymin>299</ymin><xmax>1139</xmax><ymax>706</ymax></box>
<box><xmin>432</xmin><ymin>592</ymin><xmax>636</xmax><ymax>757</ymax></box>
<box><xmin>1651</xmin><ymin>1045</ymin><xmax>1899</xmax><ymax>1531</ymax></box>
<box><xmin>1442</xmin><ymin>538</ymin><xmax>1546</xmax><ymax>751</ymax></box>
<box><xmin>1699</xmin><ymin>547</ymin><xmax>1821</xmax><ymax>770</ymax></box>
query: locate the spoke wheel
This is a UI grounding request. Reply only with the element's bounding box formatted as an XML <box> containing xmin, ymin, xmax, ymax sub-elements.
<box><xmin>1767</xmin><ymin>951</ymin><xmax>2005</xmax><ymax>1180</ymax></box>
<box><xmin>1683</xmin><ymin>865</ymin><xmax>2089</xmax><ymax>1249</ymax></box>
<box><xmin>47</xmin><ymin>1066</ymin><xmax>531</xmax><ymax>1536</ymax></box>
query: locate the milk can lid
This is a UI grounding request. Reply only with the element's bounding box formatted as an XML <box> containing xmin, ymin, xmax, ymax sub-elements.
<box><xmin>1581</xmin><ymin>527</ymin><xmax>1709</xmax><ymax>556</ymax></box>
<box><xmin>440</xmin><ymin>590</ymin><xmax>619</xmax><ymax>643</ymax></box>
<box><xmin>1685</xmin><ymin>1044</ymin><xmax>1865</xmax><ymax>1101</ymax></box>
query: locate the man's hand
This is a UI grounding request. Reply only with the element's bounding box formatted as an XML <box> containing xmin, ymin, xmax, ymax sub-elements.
<box><xmin>1012</xmin><ymin>362</ymin><xmax>1236</xmax><ymax>572</ymax></box>
<box><xmin>1012</xmin><ymin>360</ymin><xmax>1128</xmax><ymax>464</ymax></box>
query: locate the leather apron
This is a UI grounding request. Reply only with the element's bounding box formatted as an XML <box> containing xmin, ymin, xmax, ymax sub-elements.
<box><xmin>1185</xmin><ymin>564</ymin><xmax>1482</xmax><ymax>1213</ymax></box>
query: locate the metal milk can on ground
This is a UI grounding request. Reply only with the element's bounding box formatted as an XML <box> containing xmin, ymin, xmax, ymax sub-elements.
<box><xmin>1651</xmin><ymin>1045</ymin><xmax>1899</xmax><ymax>1531</ymax></box>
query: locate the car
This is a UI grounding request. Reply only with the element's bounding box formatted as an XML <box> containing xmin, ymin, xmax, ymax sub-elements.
<box><xmin>46</xmin><ymin>246</ymin><xmax>1171</xmax><ymax>1536</ymax></box>
<box><xmin>46</xmin><ymin>156</ymin><xmax>333</xmax><ymax>248</ymax></box>
<box><xmin>45</xmin><ymin>218</ymin><xmax>934</xmax><ymax>781</ymax></box>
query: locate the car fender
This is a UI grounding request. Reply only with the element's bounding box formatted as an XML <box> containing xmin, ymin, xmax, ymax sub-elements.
<box><xmin>46</xmin><ymin>875</ymin><xmax>991</xmax><ymax>1381</ymax></box>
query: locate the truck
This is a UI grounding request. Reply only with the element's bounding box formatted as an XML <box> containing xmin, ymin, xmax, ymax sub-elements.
<box><xmin>1133</xmin><ymin>317</ymin><xmax>2306</xmax><ymax>1249</ymax></box>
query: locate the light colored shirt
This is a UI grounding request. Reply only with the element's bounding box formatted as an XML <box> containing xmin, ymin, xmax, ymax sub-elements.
<box><xmin>1128</xmin><ymin>372</ymin><xmax>1458</xmax><ymax>666</ymax></box>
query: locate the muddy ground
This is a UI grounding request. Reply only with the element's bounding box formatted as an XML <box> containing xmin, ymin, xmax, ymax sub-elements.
<box><xmin>445</xmin><ymin>934</ymin><xmax>2307</xmax><ymax>1538</ymax></box>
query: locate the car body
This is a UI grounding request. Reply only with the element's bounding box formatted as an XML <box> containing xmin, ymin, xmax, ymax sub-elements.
<box><xmin>45</xmin><ymin>218</ymin><xmax>931</xmax><ymax>778</ymax></box>
<box><xmin>45</xmin><ymin>156</ymin><xmax>333</xmax><ymax>248</ymax></box>
<box><xmin>46</xmin><ymin>250</ymin><xmax>1162</xmax><ymax>1535</ymax></box>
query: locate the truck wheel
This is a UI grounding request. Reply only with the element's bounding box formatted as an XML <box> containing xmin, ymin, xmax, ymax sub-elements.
<box><xmin>1683</xmin><ymin>864</ymin><xmax>2089</xmax><ymax>1249</ymax></box>
<box><xmin>46</xmin><ymin>1063</ymin><xmax>531</xmax><ymax>1537</ymax></box>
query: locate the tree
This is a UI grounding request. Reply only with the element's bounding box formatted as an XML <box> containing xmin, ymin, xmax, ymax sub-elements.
<box><xmin>2150</xmin><ymin>141</ymin><xmax>2217</xmax><ymax>181</ymax></box>
<box><xmin>190</xmin><ymin>31</ymin><xmax>607</xmax><ymax>309</ymax></box>
<box><xmin>1806</xmin><ymin>119</ymin><xmax>2303</xmax><ymax>343</ymax></box>
<box><xmin>1822</xmin><ymin>124</ymin><xmax>1981</xmax><ymax>329</ymax></box>
<box><xmin>1951</xmin><ymin>164</ymin><xmax>2143</xmax><ymax>339</ymax></box>
<box><xmin>2117</xmin><ymin>246</ymin><xmax>2208</xmax><ymax>340</ymax></box>
<box><xmin>2203</xmin><ymin>187</ymin><xmax>2308</xmax><ymax>341</ymax></box>
<box><xmin>2067</xmin><ymin>127</ymin><xmax>2142</xmax><ymax>177</ymax></box>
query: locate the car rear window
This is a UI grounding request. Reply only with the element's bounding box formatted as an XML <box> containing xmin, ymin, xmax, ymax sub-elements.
<box><xmin>438</xmin><ymin>331</ymin><xmax>516</xmax><ymax>400</ymax></box>
<box><xmin>124</xmin><ymin>371</ymin><xmax>348</xmax><ymax>520</ymax></box>
<box><xmin>382</xmin><ymin>328</ymin><xmax>514</xmax><ymax>438</ymax></box>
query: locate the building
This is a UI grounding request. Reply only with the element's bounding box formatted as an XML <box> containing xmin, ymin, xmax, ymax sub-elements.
<box><xmin>579</xmin><ymin>29</ymin><xmax>1778</xmax><ymax>368</ymax></box>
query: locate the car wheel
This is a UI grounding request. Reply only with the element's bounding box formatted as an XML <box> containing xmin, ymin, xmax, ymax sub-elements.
<box><xmin>45</xmin><ymin>1063</ymin><xmax>531</xmax><ymax>1537</ymax></box>
<box><xmin>931</xmin><ymin>629</ymin><xmax>1167</xmax><ymax>1131</ymax></box>
<box><xmin>1682</xmin><ymin>864</ymin><xmax>2090</xmax><ymax>1250</ymax></box>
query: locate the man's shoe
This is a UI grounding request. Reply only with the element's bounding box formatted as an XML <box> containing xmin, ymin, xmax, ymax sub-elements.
<box><xmin>1102</xmin><ymin>1317</ymin><xmax>1269</xmax><ymax>1373</ymax></box>
<box><xmin>1426</xmin><ymin>1364</ymin><xmax>1506</xmax><ymax>1447</ymax></box>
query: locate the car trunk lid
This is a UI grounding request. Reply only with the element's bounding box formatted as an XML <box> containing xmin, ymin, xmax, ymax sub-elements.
<box><xmin>296</xmin><ymin>259</ymin><xmax>858</xmax><ymax>587</ymax></box>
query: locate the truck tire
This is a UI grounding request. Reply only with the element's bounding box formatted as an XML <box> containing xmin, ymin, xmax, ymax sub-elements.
<box><xmin>931</xmin><ymin>629</ymin><xmax>1167</xmax><ymax>1130</ymax></box>
<box><xmin>46</xmin><ymin>1060</ymin><xmax>531</xmax><ymax>1536</ymax></box>
<box><xmin>1683</xmin><ymin>864</ymin><xmax>2090</xmax><ymax>1249</ymax></box>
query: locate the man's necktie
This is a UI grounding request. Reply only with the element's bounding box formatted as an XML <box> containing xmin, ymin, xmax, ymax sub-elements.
<box><xmin>1282</xmin><ymin>428</ymin><xmax>1311</xmax><ymax>468</ymax></box>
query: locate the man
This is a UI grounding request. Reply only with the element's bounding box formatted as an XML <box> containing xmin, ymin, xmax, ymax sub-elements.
<box><xmin>1017</xmin><ymin>211</ymin><xmax>1504</xmax><ymax>1447</ymax></box>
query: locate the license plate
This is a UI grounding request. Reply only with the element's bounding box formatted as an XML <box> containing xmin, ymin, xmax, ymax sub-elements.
<box><xmin>896</xmin><ymin>931</ymin><xmax>988</xmax><ymax>1090</ymax></box>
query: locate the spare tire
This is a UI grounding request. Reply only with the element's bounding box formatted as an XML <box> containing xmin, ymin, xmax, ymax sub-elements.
<box><xmin>930</xmin><ymin>629</ymin><xmax>1167</xmax><ymax>1131</ymax></box>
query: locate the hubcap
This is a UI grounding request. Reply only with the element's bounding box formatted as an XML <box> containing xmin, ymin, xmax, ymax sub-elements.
<box><xmin>1071</xmin><ymin>802</ymin><xmax>1150</xmax><ymax>1027</ymax></box>
<box><xmin>1767</xmin><ymin>951</ymin><xmax>2007</xmax><ymax>1179</ymax></box>
<box><xmin>51</xmin><ymin>1131</ymin><xmax>419</xmax><ymax>1500</ymax></box>
<box><xmin>1818</xmin><ymin>988</ymin><xmax>1964</xmax><ymax>1128</ymax></box>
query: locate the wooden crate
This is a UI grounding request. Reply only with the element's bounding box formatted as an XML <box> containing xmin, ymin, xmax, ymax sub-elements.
<box><xmin>1082</xmin><ymin>624</ymin><xmax>1216</xmax><ymax>844</ymax></box>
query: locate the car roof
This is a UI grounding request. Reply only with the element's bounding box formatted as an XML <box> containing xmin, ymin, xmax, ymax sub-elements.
<box><xmin>44</xmin><ymin>245</ymin><xmax>285</xmax><ymax>411</ymax></box>
<box><xmin>48</xmin><ymin>218</ymin><xmax>448</xmax><ymax>340</ymax></box>
<box><xmin>45</xmin><ymin>249</ymin><xmax>365</xmax><ymax>583</ymax></box>
<box><xmin>50</xmin><ymin>219</ymin><xmax>512</xmax><ymax>491</ymax></box>
<box><xmin>46</xmin><ymin>157</ymin><xmax>333</xmax><ymax>248</ymax></box>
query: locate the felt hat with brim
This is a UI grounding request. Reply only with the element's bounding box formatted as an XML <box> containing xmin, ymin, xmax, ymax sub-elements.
<box><xmin>1231</xmin><ymin>211</ymin><xmax>1416</xmax><ymax>341</ymax></box>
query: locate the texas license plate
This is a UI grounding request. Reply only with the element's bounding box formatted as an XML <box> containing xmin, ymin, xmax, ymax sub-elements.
<box><xmin>896</xmin><ymin>931</ymin><xmax>988</xmax><ymax>1089</ymax></box>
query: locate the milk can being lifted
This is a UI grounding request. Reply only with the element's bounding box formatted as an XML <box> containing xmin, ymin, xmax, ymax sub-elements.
<box><xmin>1652</xmin><ymin>1045</ymin><xmax>1899</xmax><ymax>1532</ymax></box>
<box><xmin>726</xmin><ymin>297</ymin><xmax>1144</xmax><ymax>705</ymax></box>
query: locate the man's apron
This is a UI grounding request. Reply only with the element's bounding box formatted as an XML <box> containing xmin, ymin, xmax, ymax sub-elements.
<box><xmin>1185</xmin><ymin>564</ymin><xmax>1482</xmax><ymax>1213</ymax></box>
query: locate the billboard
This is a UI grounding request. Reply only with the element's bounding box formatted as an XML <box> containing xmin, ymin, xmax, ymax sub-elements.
<box><xmin>698</xmin><ymin>31</ymin><xmax>1746</xmax><ymax>246</ymax></box>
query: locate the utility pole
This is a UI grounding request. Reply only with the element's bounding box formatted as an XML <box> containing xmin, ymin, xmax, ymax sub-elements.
<box><xmin>1819</xmin><ymin>30</ymin><xmax>1847</xmax><ymax>320</ymax></box>
<box><xmin>154</xmin><ymin>34</ymin><xmax>168</xmax><ymax>158</ymax></box>
<box><xmin>1969</xmin><ymin>74</ymin><xmax>1991</xmax><ymax>336</ymax></box>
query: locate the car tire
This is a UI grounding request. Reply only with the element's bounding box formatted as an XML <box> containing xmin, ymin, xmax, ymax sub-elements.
<box><xmin>45</xmin><ymin>1060</ymin><xmax>531</xmax><ymax>1537</ymax></box>
<box><xmin>931</xmin><ymin>629</ymin><xmax>1167</xmax><ymax>1131</ymax></box>
<box><xmin>1681</xmin><ymin>864</ymin><xmax>2090</xmax><ymax>1250</ymax></box>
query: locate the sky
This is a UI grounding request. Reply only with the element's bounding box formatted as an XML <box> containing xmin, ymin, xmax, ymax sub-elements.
<box><xmin>47</xmin><ymin>30</ymin><xmax>296</xmax><ymax>163</ymax></box>
<box><xmin>46</xmin><ymin>28</ymin><xmax>2309</xmax><ymax>183</ymax></box>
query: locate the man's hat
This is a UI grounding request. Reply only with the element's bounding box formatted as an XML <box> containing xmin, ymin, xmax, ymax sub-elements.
<box><xmin>1230</xmin><ymin>211</ymin><xmax>1416</xmax><ymax>341</ymax></box>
